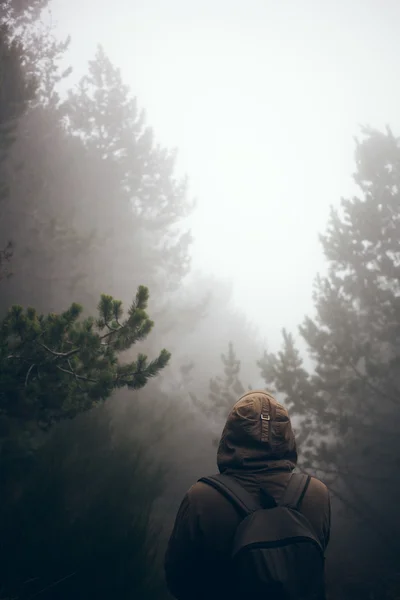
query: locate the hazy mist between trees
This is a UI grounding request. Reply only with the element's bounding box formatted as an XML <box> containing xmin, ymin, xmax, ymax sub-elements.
<box><xmin>0</xmin><ymin>1</ymin><xmax>400</xmax><ymax>599</ymax></box>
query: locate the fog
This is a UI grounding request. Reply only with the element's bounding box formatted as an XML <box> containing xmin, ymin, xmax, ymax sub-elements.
<box><xmin>47</xmin><ymin>0</ymin><xmax>400</xmax><ymax>345</ymax></box>
<box><xmin>1</xmin><ymin>1</ymin><xmax>400</xmax><ymax>598</ymax></box>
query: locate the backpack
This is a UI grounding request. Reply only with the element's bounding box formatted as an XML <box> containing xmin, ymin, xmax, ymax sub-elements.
<box><xmin>199</xmin><ymin>473</ymin><xmax>325</xmax><ymax>600</ymax></box>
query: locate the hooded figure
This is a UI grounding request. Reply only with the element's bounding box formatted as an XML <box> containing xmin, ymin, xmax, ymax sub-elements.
<box><xmin>165</xmin><ymin>391</ymin><xmax>331</xmax><ymax>600</ymax></box>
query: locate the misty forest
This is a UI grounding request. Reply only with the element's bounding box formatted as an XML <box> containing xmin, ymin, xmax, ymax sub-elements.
<box><xmin>1</xmin><ymin>1</ymin><xmax>400</xmax><ymax>599</ymax></box>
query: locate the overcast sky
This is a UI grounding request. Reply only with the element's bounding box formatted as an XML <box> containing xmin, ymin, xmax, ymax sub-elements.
<box><xmin>46</xmin><ymin>0</ymin><xmax>400</xmax><ymax>348</ymax></box>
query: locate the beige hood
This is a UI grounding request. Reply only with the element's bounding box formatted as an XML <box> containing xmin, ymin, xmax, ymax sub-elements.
<box><xmin>217</xmin><ymin>390</ymin><xmax>298</xmax><ymax>473</ymax></box>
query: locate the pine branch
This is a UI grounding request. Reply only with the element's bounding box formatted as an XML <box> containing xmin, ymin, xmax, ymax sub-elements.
<box><xmin>24</xmin><ymin>363</ymin><xmax>35</xmax><ymax>386</ymax></box>
<box><xmin>348</xmin><ymin>360</ymin><xmax>400</xmax><ymax>405</ymax></box>
<box><xmin>37</xmin><ymin>341</ymin><xmax>80</xmax><ymax>359</ymax></box>
<box><xmin>56</xmin><ymin>365</ymin><xmax>97</xmax><ymax>383</ymax></box>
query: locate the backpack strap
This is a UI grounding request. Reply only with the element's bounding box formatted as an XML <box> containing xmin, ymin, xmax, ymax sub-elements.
<box><xmin>280</xmin><ymin>473</ymin><xmax>311</xmax><ymax>510</ymax></box>
<box><xmin>198</xmin><ymin>474</ymin><xmax>261</xmax><ymax>517</ymax></box>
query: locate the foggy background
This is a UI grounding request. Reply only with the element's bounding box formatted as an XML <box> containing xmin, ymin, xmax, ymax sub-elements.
<box><xmin>46</xmin><ymin>0</ymin><xmax>400</xmax><ymax>344</ymax></box>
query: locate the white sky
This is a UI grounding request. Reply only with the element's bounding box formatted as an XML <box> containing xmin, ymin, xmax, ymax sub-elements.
<box><xmin>46</xmin><ymin>0</ymin><xmax>400</xmax><ymax>348</ymax></box>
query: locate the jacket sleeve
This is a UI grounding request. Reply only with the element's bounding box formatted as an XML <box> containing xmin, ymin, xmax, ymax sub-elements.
<box><xmin>164</xmin><ymin>490</ymin><xmax>205</xmax><ymax>600</ymax></box>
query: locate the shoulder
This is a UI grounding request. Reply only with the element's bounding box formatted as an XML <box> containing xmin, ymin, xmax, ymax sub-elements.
<box><xmin>185</xmin><ymin>478</ymin><xmax>240</xmax><ymax>522</ymax></box>
<box><xmin>307</xmin><ymin>475</ymin><xmax>330</xmax><ymax>501</ymax></box>
<box><xmin>187</xmin><ymin>479</ymin><xmax>224</xmax><ymax>506</ymax></box>
<box><xmin>298</xmin><ymin>475</ymin><xmax>330</xmax><ymax>521</ymax></box>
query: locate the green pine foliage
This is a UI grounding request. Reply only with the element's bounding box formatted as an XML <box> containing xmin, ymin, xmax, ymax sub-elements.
<box><xmin>0</xmin><ymin>285</ymin><xmax>170</xmax><ymax>430</ymax></box>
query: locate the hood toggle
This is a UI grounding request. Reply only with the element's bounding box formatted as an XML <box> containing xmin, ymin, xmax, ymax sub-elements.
<box><xmin>260</xmin><ymin>396</ymin><xmax>272</xmax><ymax>443</ymax></box>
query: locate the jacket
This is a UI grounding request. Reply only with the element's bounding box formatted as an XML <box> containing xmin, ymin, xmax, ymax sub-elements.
<box><xmin>164</xmin><ymin>390</ymin><xmax>331</xmax><ymax>600</ymax></box>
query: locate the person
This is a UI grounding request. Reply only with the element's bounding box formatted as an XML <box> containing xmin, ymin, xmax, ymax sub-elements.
<box><xmin>164</xmin><ymin>390</ymin><xmax>331</xmax><ymax>600</ymax></box>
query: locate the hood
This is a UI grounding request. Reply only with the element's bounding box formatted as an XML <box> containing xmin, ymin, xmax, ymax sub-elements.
<box><xmin>217</xmin><ymin>390</ymin><xmax>297</xmax><ymax>474</ymax></box>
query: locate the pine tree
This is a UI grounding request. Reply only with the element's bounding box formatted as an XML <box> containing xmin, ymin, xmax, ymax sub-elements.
<box><xmin>0</xmin><ymin>22</ymin><xmax>37</xmax><ymax>280</ymax></box>
<box><xmin>0</xmin><ymin>24</ymin><xmax>37</xmax><ymax>155</ymax></box>
<box><xmin>65</xmin><ymin>46</ymin><xmax>194</xmax><ymax>301</ymax></box>
<box><xmin>191</xmin><ymin>342</ymin><xmax>249</xmax><ymax>446</ymax></box>
<box><xmin>0</xmin><ymin>287</ymin><xmax>171</xmax><ymax>600</ymax></box>
<box><xmin>209</xmin><ymin>342</ymin><xmax>247</xmax><ymax>418</ymax></box>
<box><xmin>0</xmin><ymin>0</ymin><xmax>49</xmax><ymax>26</ymax></box>
<box><xmin>258</xmin><ymin>329</ymin><xmax>315</xmax><ymax>448</ymax></box>
<box><xmin>0</xmin><ymin>285</ymin><xmax>170</xmax><ymax>437</ymax></box>
<box><xmin>259</xmin><ymin>126</ymin><xmax>400</xmax><ymax>586</ymax></box>
<box><xmin>0</xmin><ymin>39</ymin><xmax>200</xmax><ymax>344</ymax></box>
<box><xmin>0</xmin><ymin>283</ymin><xmax>170</xmax><ymax>498</ymax></box>
<box><xmin>0</xmin><ymin>15</ymin><xmax>84</xmax><ymax>313</ymax></box>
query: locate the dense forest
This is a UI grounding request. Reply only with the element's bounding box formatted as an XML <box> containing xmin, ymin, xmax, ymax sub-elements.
<box><xmin>1</xmin><ymin>1</ymin><xmax>400</xmax><ymax>598</ymax></box>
